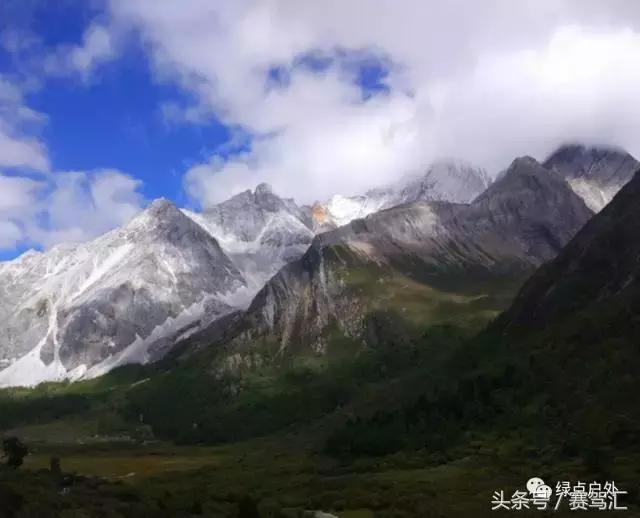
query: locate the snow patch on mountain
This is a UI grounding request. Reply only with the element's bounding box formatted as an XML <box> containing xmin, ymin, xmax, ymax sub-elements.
<box><xmin>324</xmin><ymin>193</ymin><xmax>393</xmax><ymax>227</ymax></box>
<box><xmin>82</xmin><ymin>294</ymin><xmax>234</xmax><ymax>380</ymax></box>
<box><xmin>315</xmin><ymin>160</ymin><xmax>491</xmax><ymax>228</ymax></box>
<box><xmin>565</xmin><ymin>178</ymin><xmax>625</xmax><ymax>214</ymax></box>
<box><xmin>0</xmin><ymin>343</ymin><xmax>72</xmax><ymax>388</ymax></box>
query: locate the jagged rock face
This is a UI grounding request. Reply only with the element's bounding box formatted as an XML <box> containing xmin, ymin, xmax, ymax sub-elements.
<box><xmin>231</xmin><ymin>157</ymin><xmax>593</xmax><ymax>354</ymax></box>
<box><xmin>494</xmin><ymin>168</ymin><xmax>640</xmax><ymax>334</ymax></box>
<box><xmin>184</xmin><ymin>183</ymin><xmax>315</xmax><ymax>291</ymax></box>
<box><xmin>0</xmin><ymin>199</ymin><xmax>246</xmax><ymax>387</ymax></box>
<box><xmin>543</xmin><ymin>144</ymin><xmax>639</xmax><ymax>212</ymax></box>
<box><xmin>314</xmin><ymin>160</ymin><xmax>491</xmax><ymax>228</ymax></box>
<box><xmin>465</xmin><ymin>156</ymin><xmax>594</xmax><ymax>263</ymax></box>
<box><xmin>398</xmin><ymin>160</ymin><xmax>492</xmax><ymax>204</ymax></box>
<box><xmin>202</xmin><ymin>183</ymin><xmax>312</xmax><ymax>242</ymax></box>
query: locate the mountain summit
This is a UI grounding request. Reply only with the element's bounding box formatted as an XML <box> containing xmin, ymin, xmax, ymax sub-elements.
<box><xmin>0</xmin><ymin>199</ymin><xmax>246</xmax><ymax>387</ymax></box>
<box><xmin>496</xmin><ymin>166</ymin><xmax>640</xmax><ymax>334</ymax></box>
<box><xmin>314</xmin><ymin>160</ymin><xmax>491</xmax><ymax>228</ymax></box>
<box><xmin>225</xmin><ymin>156</ymin><xmax>592</xmax><ymax>355</ymax></box>
<box><xmin>183</xmin><ymin>184</ymin><xmax>314</xmax><ymax>291</ymax></box>
<box><xmin>543</xmin><ymin>144</ymin><xmax>639</xmax><ymax>212</ymax></box>
<box><xmin>0</xmin><ymin>182</ymin><xmax>317</xmax><ymax>387</ymax></box>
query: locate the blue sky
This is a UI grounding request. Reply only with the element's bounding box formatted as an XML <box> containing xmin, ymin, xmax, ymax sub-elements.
<box><xmin>2</xmin><ymin>1</ymin><xmax>640</xmax><ymax>260</ymax></box>
<box><xmin>0</xmin><ymin>1</ymin><xmax>246</xmax><ymax>259</ymax></box>
<box><xmin>1</xmin><ymin>1</ymin><xmax>232</xmax><ymax>203</ymax></box>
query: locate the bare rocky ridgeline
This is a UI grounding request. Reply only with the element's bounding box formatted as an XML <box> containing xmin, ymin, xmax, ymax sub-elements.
<box><xmin>0</xmin><ymin>146</ymin><xmax>636</xmax><ymax>386</ymax></box>
<box><xmin>218</xmin><ymin>156</ymin><xmax>593</xmax><ymax>360</ymax></box>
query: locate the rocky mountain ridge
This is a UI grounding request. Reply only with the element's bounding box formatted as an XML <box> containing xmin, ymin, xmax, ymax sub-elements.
<box><xmin>183</xmin><ymin>183</ymin><xmax>315</xmax><ymax>292</ymax></box>
<box><xmin>220</xmin><ymin>156</ymin><xmax>593</xmax><ymax>360</ymax></box>
<box><xmin>312</xmin><ymin>160</ymin><xmax>492</xmax><ymax>229</ymax></box>
<box><xmin>495</xmin><ymin>165</ymin><xmax>640</xmax><ymax>335</ymax></box>
<box><xmin>0</xmin><ymin>144</ymin><xmax>634</xmax><ymax>387</ymax></box>
<box><xmin>543</xmin><ymin>143</ymin><xmax>639</xmax><ymax>212</ymax></box>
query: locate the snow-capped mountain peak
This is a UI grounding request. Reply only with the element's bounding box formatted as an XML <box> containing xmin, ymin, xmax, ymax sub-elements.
<box><xmin>312</xmin><ymin>159</ymin><xmax>491</xmax><ymax>228</ymax></box>
<box><xmin>0</xmin><ymin>199</ymin><xmax>246</xmax><ymax>387</ymax></box>
<box><xmin>182</xmin><ymin>184</ymin><xmax>314</xmax><ymax>293</ymax></box>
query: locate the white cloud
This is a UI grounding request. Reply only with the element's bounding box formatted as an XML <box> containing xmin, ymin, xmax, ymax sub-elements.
<box><xmin>70</xmin><ymin>24</ymin><xmax>117</xmax><ymax>77</ymax></box>
<box><xmin>98</xmin><ymin>0</ymin><xmax>640</xmax><ymax>205</ymax></box>
<box><xmin>44</xmin><ymin>23</ymin><xmax>117</xmax><ymax>79</ymax></box>
<box><xmin>33</xmin><ymin>169</ymin><xmax>145</xmax><ymax>248</ymax></box>
<box><xmin>425</xmin><ymin>26</ymin><xmax>640</xmax><ymax>168</ymax></box>
<box><xmin>0</xmin><ymin>174</ymin><xmax>43</xmax><ymax>248</ymax></box>
<box><xmin>0</xmin><ymin>169</ymin><xmax>145</xmax><ymax>252</ymax></box>
<box><xmin>184</xmin><ymin>68</ymin><xmax>420</xmax><ymax>205</ymax></box>
<box><xmin>0</xmin><ymin>221</ymin><xmax>23</xmax><ymax>250</ymax></box>
<box><xmin>0</xmin><ymin>131</ymin><xmax>49</xmax><ymax>171</ymax></box>
<box><xmin>0</xmin><ymin>76</ymin><xmax>49</xmax><ymax>171</ymax></box>
<box><xmin>0</xmin><ymin>174</ymin><xmax>42</xmax><ymax>213</ymax></box>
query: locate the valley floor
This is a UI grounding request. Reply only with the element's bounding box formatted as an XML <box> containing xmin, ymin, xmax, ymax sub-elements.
<box><xmin>1</xmin><ymin>431</ymin><xmax>638</xmax><ymax>517</ymax></box>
